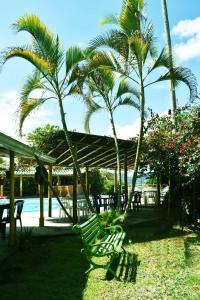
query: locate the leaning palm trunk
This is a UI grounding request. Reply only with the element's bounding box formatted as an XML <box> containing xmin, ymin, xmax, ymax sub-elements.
<box><xmin>56</xmin><ymin>91</ymin><xmax>94</xmax><ymax>213</ymax></box>
<box><xmin>124</xmin><ymin>82</ymin><xmax>145</xmax><ymax>215</ymax></box>
<box><xmin>162</xmin><ymin>0</ymin><xmax>177</xmax><ymax>125</ymax></box>
<box><xmin>35</xmin><ymin>156</ymin><xmax>74</xmax><ymax>223</ymax></box>
<box><xmin>109</xmin><ymin>110</ymin><xmax>121</xmax><ymax>209</ymax></box>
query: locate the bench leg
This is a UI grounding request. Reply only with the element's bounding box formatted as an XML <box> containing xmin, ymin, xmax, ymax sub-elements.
<box><xmin>85</xmin><ymin>252</ymin><xmax>121</xmax><ymax>280</ymax></box>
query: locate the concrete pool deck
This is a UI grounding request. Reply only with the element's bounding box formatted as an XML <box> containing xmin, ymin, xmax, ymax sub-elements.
<box><xmin>1</xmin><ymin>207</ymin><xmax>166</xmax><ymax>240</ymax></box>
<box><xmin>18</xmin><ymin>209</ymin><xmax>73</xmax><ymax>236</ymax></box>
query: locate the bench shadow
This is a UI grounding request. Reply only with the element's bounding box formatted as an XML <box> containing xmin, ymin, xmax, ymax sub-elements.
<box><xmin>105</xmin><ymin>251</ymin><xmax>140</xmax><ymax>282</ymax></box>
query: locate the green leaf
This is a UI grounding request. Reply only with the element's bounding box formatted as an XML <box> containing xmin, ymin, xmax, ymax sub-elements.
<box><xmin>66</xmin><ymin>45</ymin><xmax>85</xmax><ymax>74</ymax></box>
<box><xmin>18</xmin><ymin>97</ymin><xmax>50</xmax><ymax>135</ymax></box>
<box><xmin>83</xmin><ymin>96</ymin><xmax>102</xmax><ymax>133</ymax></box>
<box><xmin>119</xmin><ymin>0</ymin><xmax>144</xmax><ymax>35</ymax></box>
<box><xmin>20</xmin><ymin>72</ymin><xmax>43</xmax><ymax>102</ymax></box>
<box><xmin>156</xmin><ymin>67</ymin><xmax>198</xmax><ymax>102</ymax></box>
<box><xmin>116</xmin><ymin>79</ymin><xmax>140</xmax><ymax>99</ymax></box>
<box><xmin>4</xmin><ymin>47</ymin><xmax>51</xmax><ymax>76</ymax></box>
<box><xmin>12</xmin><ymin>14</ymin><xmax>64</xmax><ymax>72</ymax></box>
<box><xmin>100</xmin><ymin>14</ymin><xmax>119</xmax><ymax>26</ymax></box>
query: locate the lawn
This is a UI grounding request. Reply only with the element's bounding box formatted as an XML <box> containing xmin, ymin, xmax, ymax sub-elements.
<box><xmin>0</xmin><ymin>221</ymin><xmax>199</xmax><ymax>300</ymax></box>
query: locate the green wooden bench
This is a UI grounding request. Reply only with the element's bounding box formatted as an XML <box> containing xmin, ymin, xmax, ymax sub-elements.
<box><xmin>73</xmin><ymin>214</ymin><xmax>126</xmax><ymax>278</ymax></box>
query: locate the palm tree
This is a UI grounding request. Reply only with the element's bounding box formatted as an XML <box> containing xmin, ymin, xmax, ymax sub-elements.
<box><xmin>1</xmin><ymin>14</ymin><xmax>94</xmax><ymax>213</ymax></box>
<box><xmin>83</xmin><ymin>68</ymin><xmax>140</xmax><ymax>208</ymax></box>
<box><xmin>161</xmin><ymin>0</ymin><xmax>177</xmax><ymax>125</ymax></box>
<box><xmin>88</xmin><ymin>0</ymin><xmax>197</xmax><ymax>214</ymax></box>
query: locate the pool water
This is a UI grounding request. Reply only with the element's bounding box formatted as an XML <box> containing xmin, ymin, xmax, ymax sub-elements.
<box><xmin>21</xmin><ymin>198</ymin><xmax>60</xmax><ymax>213</ymax></box>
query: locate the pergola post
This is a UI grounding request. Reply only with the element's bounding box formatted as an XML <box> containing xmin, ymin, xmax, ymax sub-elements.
<box><xmin>39</xmin><ymin>183</ymin><xmax>44</xmax><ymax>227</ymax></box>
<box><xmin>73</xmin><ymin>166</ymin><xmax>78</xmax><ymax>224</ymax></box>
<box><xmin>19</xmin><ymin>175</ymin><xmax>23</xmax><ymax>198</ymax></box>
<box><xmin>48</xmin><ymin>165</ymin><xmax>53</xmax><ymax>217</ymax></box>
<box><xmin>0</xmin><ymin>181</ymin><xmax>3</xmax><ymax>197</ymax></box>
<box><xmin>9</xmin><ymin>150</ymin><xmax>15</xmax><ymax>246</ymax></box>
<box><xmin>124</xmin><ymin>153</ymin><xmax>128</xmax><ymax>204</ymax></box>
<box><xmin>85</xmin><ymin>166</ymin><xmax>89</xmax><ymax>197</ymax></box>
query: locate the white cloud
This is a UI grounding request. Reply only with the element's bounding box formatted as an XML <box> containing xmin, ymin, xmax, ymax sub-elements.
<box><xmin>106</xmin><ymin>118</ymin><xmax>140</xmax><ymax>140</ymax></box>
<box><xmin>172</xmin><ymin>17</ymin><xmax>200</xmax><ymax>62</ymax></box>
<box><xmin>0</xmin><ymin>90</ymin><xmax>57</xmax><ymax>142</ymax></box>
<box><xmin>172</xmin><ymin>17</ymin><xmax>200</xmax><ymax>37</ymax></box>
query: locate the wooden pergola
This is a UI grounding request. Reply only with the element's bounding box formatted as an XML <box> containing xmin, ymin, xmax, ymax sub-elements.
<box><xmin>44</xmin><ymin>131</ymin><xmax>136</xmax><ymax>169</ymax></box>
<box><xmin>0</xmin><ymin>132</ymin><xmax>56</xmax><ymax>245</ymax></box>
<box><xmin>37</xmin><ymin>130</ymin><xmax>137</xmax><ymax>220</ymax></box>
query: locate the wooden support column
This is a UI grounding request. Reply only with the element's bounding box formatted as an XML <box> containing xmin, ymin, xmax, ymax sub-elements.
<box><xmin>124</xmin><ymin>153</ymin><xmax>128</xmax><ymax>204</ymax></box>
<box><xmin>85</xmin><ymin>166</ymin><xmax>89</xmax><ymax>197</ymax></box>
<box><xmin>9</xmin><ymin>151</ymin><xmax>15</xmax><ymax>246</ymax></box>
<box><xmin>39</xmin><ymin>184</ymin><xmax>44</xmax><ymax>227</ymax></box>
<box><xmin>73</xmin><ymin>166</ymin><xmax>78</xmax><ymax>224</ymax></box>
<box><xmin>0</xmin><ymin>182</ymin><xmax>3</xmax><ymax>197</ymax></box>
<box><xmin>114</xmin><ymin>168</ymin><xmax>117</xmax><ymax>192</ymax></box>
<box><xmin>48</xmin><ymin>165</ymin><xmax>53</xmax><ymax>217</ymax></box>
<box><xmin>19</xmin><ymin>175</ymin><xmax>23</xmax><ymax>198</ymax></box>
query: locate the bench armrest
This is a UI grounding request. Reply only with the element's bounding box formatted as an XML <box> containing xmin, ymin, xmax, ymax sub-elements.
<box><xmin>104</xmin><ymin>225</ymin><xmax>123</xmax><ymax>234</ymax></box>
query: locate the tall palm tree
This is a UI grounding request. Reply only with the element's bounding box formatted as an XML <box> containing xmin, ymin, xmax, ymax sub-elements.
<box><xmin>88</xmin><ymin>0</ymin><xmax>197</xmax><ymax>214</ymax></box>
<box><xmin>161</xmin><ymin>0</ymin><xmax>177</xmax><ymax>125</ymax></box>
<box><xmin>83</xmin><ymin>68</ymin><xmax>140</xmax><ymax>208</ymax></box>
<box><xmin>1</xmin><ymin>14</ymin><xmax>94</xmax><ymax>212</ymax></box>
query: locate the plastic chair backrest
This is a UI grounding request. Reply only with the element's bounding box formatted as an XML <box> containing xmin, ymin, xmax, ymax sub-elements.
<box><xmin>14</xmin><ymin>200</ymin><xmax>24</xmax><ymax>219</ymax></box>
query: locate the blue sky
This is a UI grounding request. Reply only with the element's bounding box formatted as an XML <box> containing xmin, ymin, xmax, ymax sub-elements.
<box><xmin>0</xmin><ymin>0</ymin><xmax>199</xmax><ymax>140</ymax></box>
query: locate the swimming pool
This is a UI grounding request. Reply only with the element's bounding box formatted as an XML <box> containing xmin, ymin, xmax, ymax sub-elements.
<box><xmin>20</xmin><ymin>198</ymin><xmax>60</xmax><ymax>213</ymax></box>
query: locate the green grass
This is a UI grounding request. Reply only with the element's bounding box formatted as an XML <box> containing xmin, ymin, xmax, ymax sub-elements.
<box><xmin>0</xmin><ymin>222</ymin><xmax>199</xmax><ymax>300</ymax></box>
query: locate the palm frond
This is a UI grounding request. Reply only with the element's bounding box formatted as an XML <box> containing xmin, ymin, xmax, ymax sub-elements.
<box><xmin>20</xmin><ymin>72</ymin><xmax>43</xmax><ymax>102</ymax></box>
<box><xmin>90</xmin><ymin>69</ymin><xmax>115</xmax><ymax>92</ymax></box>
<box><xmin>3</xmin><ymin>47</ymin><xmax>51</xmax><ymax>76</ymax></box>
<box><xmin>67</xmin><ymin>82</ymin><xmax>83</xmax><ymax>96</ymax></box>
<box><xmin>12</xmin><ymin>14</ymin><xmax>64</xmax><ymax>72</ymax></box>
<box><xmin>89</xmin><ymin>50</ymin><xmax>122</xmax><ymax>74</ymax></box>
<box><xmin>120</xmin><ymin>0</ymin><xmax>144</xmax><ymax>35</ymax></box>
<box><xmin>151</xmin><ymin>67</ymin><xmax>198</xmax><ymax>102</ymax></box>
<box><xmin>83</xmin><ymin>96</ymin><xmax>102</xmax><ymax>133</ymax></box>
<box><xmin>113</xmin><ymin>96</ymin><xmax>140</xmax><ymax>111</ymax></box>
<box><xmin>89</xmin><ymin>30</ymin><xmax>129</xmax><ymax>60</ymax></box>
<box><xmin>147</xmin><ymin>48</ymin><xmax>173</xmax><ymax>75</ymax></box>
<box><xmin>142</xmin><ymin>23</ymin><xmax>157</xmax><ymax>63</ymax></box>
<box><xmin>129</xmin><ymin>33</ymin><xmax>148</xmax><ymax>65</ymax></box>
<box><xmin>100</xmin><ymin>14</ymin><xmax>119</xmax><ymax>26</ymax></box>
<box><xmin>66</xmin><ymin>45</ymin><xmax>85</xmax><ymax>74</ymax></box>
<box><xmin>116</xmin><ymin>79</ymin><xmax>140</xmax><ymax>99</ymax></box>
<box><xmin>18</xmin><ymin>97</ymin><xmax>50</xmax><ymax>135</ymax></box>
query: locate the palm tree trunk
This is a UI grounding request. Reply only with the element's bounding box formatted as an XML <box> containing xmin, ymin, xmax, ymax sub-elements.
<box><xmin>35</xmin><ymin>156</ymin><xmax>74</xmax><ymax>223</ymax></box>
<box><xmin>56</xmin><ymin>92</ymin><xmax>94</xmax><ymax>213</ymax></box>
<box><xmin>162</xmin><ymin>0</ymin><xmax>177</xmax><ymax>125</ymax></box>
<box><xmin>124</xmin><ymin>80</ymin><xmax>145</xmax><ymax>215</ymax></box>
<box><xmin>109</xmin><ymin>110</ymin><xmax>121</xmax><ymax>209</ymax></box>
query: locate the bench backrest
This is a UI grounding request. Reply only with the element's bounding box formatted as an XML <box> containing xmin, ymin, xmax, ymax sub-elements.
<box><xmin>73</xmin><ymin>214</ymin><xmax>102</xmax><ymax>247</ymax></box>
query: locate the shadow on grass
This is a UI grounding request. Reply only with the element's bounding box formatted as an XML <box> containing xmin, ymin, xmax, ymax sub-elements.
<box><xmin>0</xmin><ymin>235</ymin><xmax>89</xmax><ymax>300</ymax></box>
<box><xmin>105</xmin><ymin>251</ymin><xmax>140</xmax><ymax>282</ymax></box>
<box><xmin>184</xmin><ymin>233</ymin><xmax>200</xmax><ymax>263</ymax></box>
<box><xmin>124</xmin><ymin>220</ymin><xmax>188</xmax><ymax>245</ymax></box>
